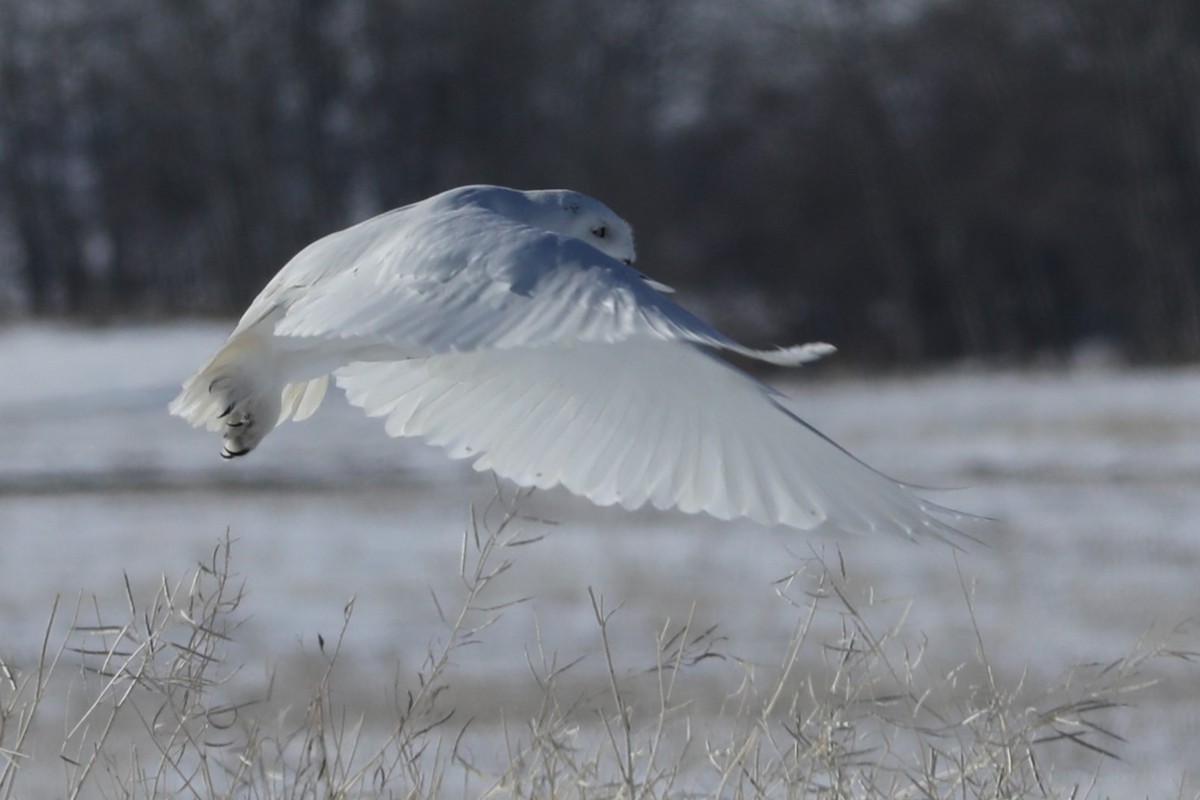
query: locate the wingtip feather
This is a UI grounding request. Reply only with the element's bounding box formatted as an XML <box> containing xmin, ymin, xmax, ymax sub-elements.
<box><xmin>763</xmin><ymin>342</ymin><xmax>837</xmax><ymax>366</ymax></box>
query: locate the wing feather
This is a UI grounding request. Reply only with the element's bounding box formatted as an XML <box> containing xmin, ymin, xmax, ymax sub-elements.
<box><xmin>335</xmin><ymin>340</ymin><xmax>970</xmax><ymax>541</ymax></box>
<box><xmin>584</xmin><ymin>411</ymin><xmax>634</xmax><ymax>505</ymax></box>
<box><xmin>608</xmin><ymin>385</ymin><xmax>667</xmax><ymax>510</ymax></box>
<box><xmin>238</xmin><ymin>198</ymin><xmax>832</xmax><ymax>370</ymax></box>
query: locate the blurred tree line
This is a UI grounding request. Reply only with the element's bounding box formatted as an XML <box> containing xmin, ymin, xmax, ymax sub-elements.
<box><xmin>1</xmin><ymin>0</ymin><xmax>1198</xmax><ymax>364</ymax></box>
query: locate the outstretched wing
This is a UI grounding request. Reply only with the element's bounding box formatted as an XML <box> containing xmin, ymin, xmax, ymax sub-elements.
<box><xmin>237</xmin><ymin>202</ymin><xmax>831</xmax><ymax>367</ymax></box>
<box><xmin>336</xmin><ymin>339</ymin><xmax>970</xmax><ymax>542</ymax></box>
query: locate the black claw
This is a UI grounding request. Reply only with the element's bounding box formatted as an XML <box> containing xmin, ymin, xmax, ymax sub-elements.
<box><xmin>217</xmin><ymin>403</ymin><xmax>235</xmax><ymax>419</ymax></box>
<box><xmin>221</xmin><ymin>445</ymin><xmax>251</xmax><ymax>459</ymax></box>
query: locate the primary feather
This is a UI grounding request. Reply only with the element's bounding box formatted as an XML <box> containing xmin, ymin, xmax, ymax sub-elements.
<box><xmin>171</xmin><ymin>184</ymin><xmax>971</xmax><ymax>540</ymax></box>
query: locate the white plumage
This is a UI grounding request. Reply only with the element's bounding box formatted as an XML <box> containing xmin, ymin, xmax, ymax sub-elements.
<box><xmin>172</xmin><ymin>185</ymin><xmax>972</xmax><ymax>541</ymax></box>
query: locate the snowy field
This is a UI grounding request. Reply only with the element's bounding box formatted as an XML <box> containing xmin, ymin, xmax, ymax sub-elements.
<box><xmin>1</xmin><ymin>323</ymin><xmax>1198</xmax><ymax>795</ymax></box>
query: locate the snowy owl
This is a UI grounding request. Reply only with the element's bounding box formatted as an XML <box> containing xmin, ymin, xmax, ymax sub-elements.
<box><xmin>172</xmin><ymin>185</ymin><xmax>971</xmax><ymax>541</ymax></box>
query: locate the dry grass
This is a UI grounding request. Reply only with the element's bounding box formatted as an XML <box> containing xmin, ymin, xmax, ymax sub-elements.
<box><xmin>1</xmin><ymin>494</ymin><xmax>1195</xmax><ymax>799</ymax></box>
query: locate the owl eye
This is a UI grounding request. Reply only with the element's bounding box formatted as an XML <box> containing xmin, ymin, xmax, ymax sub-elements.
<box><xmin>592</xmin><ymin>226</ymin><xmax>608</xmax><ymax>239</ymax></box>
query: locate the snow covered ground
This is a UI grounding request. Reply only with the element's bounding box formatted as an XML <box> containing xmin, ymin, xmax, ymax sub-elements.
<box><xmin>1</xmin><ymin>323</ymin><xmax>1198</xmax><ymax>795</ymax></box>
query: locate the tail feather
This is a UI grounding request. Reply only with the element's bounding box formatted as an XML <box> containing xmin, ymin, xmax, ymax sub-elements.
<box><xmin>281</xmin><ymin>375</ymin><xmax>330</xmax><ymax>422</ymax></box>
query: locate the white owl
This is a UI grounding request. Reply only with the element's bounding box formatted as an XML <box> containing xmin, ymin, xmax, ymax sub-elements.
<box><xmin>172</xmin><ymin>185</ymin><xmax>972</xmax><ymax>541</ymax></box>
